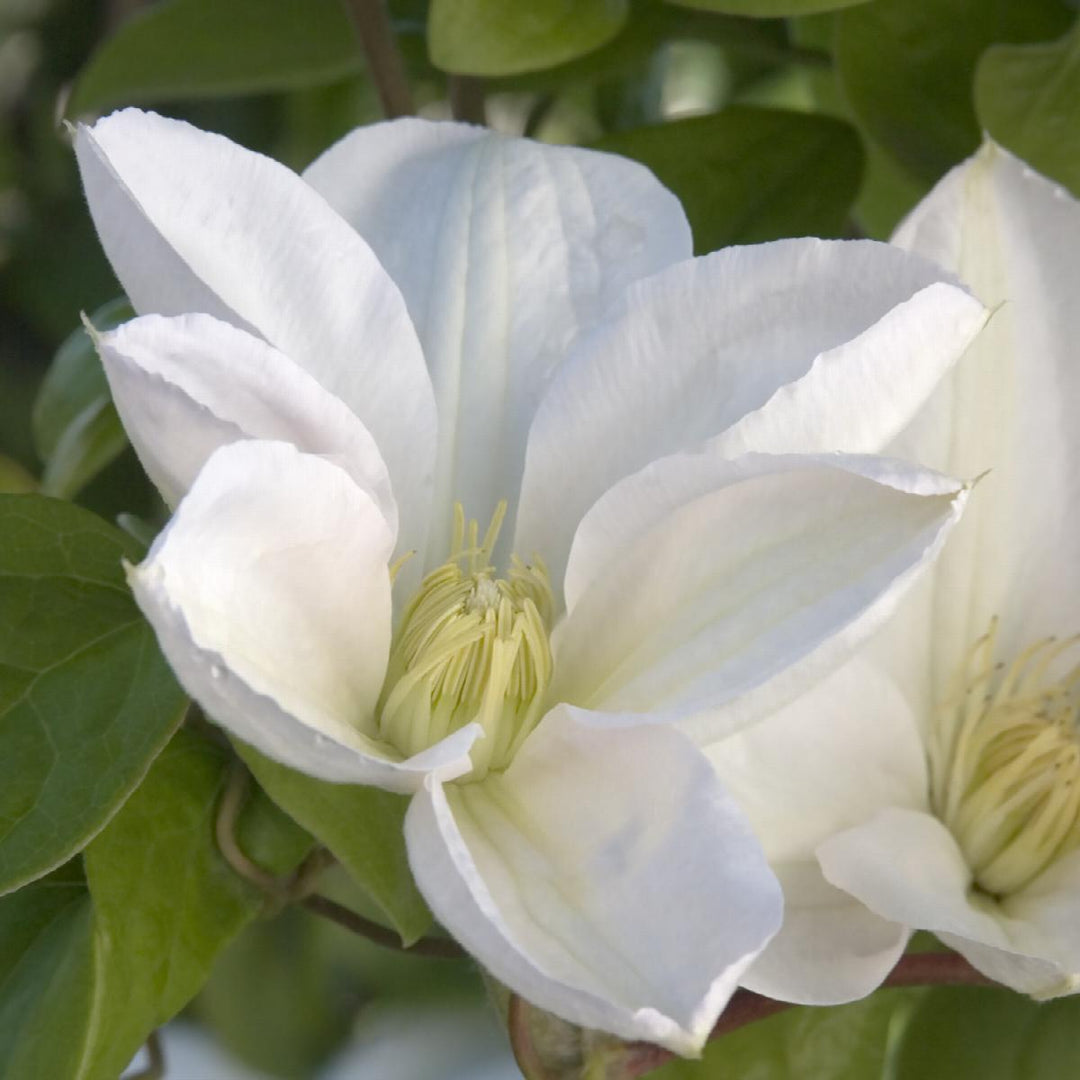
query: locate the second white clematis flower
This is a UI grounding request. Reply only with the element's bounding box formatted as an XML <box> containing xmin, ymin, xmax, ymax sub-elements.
<box><xmin>76</xmin><ymin>110</ymin><xmax>985</xmax><ymax>1053</ymax></box>
<box><xmin>710</xmin><ymin>144</ymin><xmax>1080</xmax><ymax>1005</ymax></box>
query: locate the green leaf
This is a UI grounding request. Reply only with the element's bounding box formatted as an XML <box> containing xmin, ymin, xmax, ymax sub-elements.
<box><xmin>194</xmin><ymin>907</ymin><xmax>360</xmax><ymax>1080</ymax></box>
<box><xmin>667</xmin><ymin>0</ymin><xmax>869</xmax><ymax>17</ymax></box>
<box><xmin>592</xmin><ymin>107</ymin><xmax>863</xmax><ymax>253</ymax></box>
<box><xmin>238</xmin><ymin>743</ymin><xmax>432</xmax><ymax>944</ymax></box>
<box><xmin>428</xmin><ymin>0</ymin><xmax>629</xmax><ymax>75</ymax></box>
<box><xmin>32</xmin><ymin>298</ymin><xmax>131</xmax><ymax>500</ymax></box>
<box><xmin>648</xmin><ymin>989</ymin><xmax>923</xmax><ymax>1079</ymax></box>
<box><xmin>0</xmin><ymin>494</ymin><xmax>187</xmax><ymax>894</ymax></box>
<box><xmin>836</xmin><ymin>0</ymin><xmax>1074</xmax><ymax>183</ymax></box>
<box><xmin>68</xmin><ymin>0</ymin><xmax>363</xmax><ymax>118</ymax></box>
<box><xmin>0</xmin><ymin>455</ymin><xmax>36</xmax><ymax>495</ymax></box>
<box><xmin>80</xmin><ymin>729</ymin><xmax>304</xmax><ymax>1080</ymax></box>
<box><xmin>975</xmin><ymin>18</ymin><xmax>1080</xmax><ymax>198</ymax></box>
<box><xmin>0</xmin><ymin>864</ymin><xmax>97</xmax><ymax>1080</ymax></box>
<box><xmin>892</xmin><ymin>985</ymin><xmax>1080</xmax><ymax>1079</ymax></box>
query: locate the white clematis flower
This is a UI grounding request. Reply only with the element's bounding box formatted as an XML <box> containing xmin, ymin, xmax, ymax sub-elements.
<box><xmin>76</xmin><ymin>109</ymin><xmax>984</xmax><ymax>1054</ymax></box>
<box><xmin>710</xmin><ymin>143</ymin><xmax>1080</xmax><ymax>1005</ymax></box>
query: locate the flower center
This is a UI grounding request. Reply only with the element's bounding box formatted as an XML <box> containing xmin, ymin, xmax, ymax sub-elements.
<box><xmin>931</xmin><ymin>618</ymin><xmax>1080</xmax><ymax>898</ymax></box>
<box><xmin>377</xmin><ymin>502</ymin><xmax>553</xmax><ymax>780</ymax></box>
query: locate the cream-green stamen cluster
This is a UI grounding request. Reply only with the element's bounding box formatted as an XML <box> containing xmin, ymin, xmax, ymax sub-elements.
<box><xmin>377</xmin><ymin>502</ymin><xmax>553</xmax><ymax>780</ymax></box>
<box><xmin>931</xmin><ymin>618</ymin><xmax>1080</xmax><ymax>898</ymax></box>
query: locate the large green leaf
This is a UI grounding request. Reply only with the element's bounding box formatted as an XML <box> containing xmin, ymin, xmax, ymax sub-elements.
<box><xmin>836</xmin><ymin>0</ymin><xmax>1073</xmax><ymax>184</ymax></box>
<box><xmin>32</xmin><ymin>299</ymin><xmax>131</xmax><ymax>501</ymax></box>
<box><xmin>238</xmin><ymin>744</ymin><xmax>432</xmax><ymax>944</ymax></box>
<box><xmin>649</xmin><ymin>989</ymin><xmax>923</xmax><ymax>1079</ymax></box>
<box><xmin>0</xmin><ymin>495</ymin><xmax>187</xmax><ymax>894</ymax></box>
<box><xmin>68</xmin><ymin>0</ymin><xmax>363</xmax><ymax>118</ymax></box>
<box><xmin>975</xmin><ymin>18</ymin><xmax>1080</xmax><ymax>198</ymax></box>
<box><xmin>80</xmin><ymin>729</ymin><xmax>307</xmax><ymax>1080</ymax></box>
<box><xmin>667</xmin><ymin>0</ymin><xmax>869</xmax><ymax>17</ymax></box>
<box><xmin>0</xmin><ymin>732</ymin><xmax>311</xmax><ymax>1080</ymax></box>
<box><xmin>428</xmin><ymin>0</ymin><xmax>629</xmax><ymax>75</ymax></box>
<box><xmin>0</xmin><ymin>864</ymin><xmax>97</xmax><ymax>1080</ymax></box>
<box><xmin>592</xmin><ymin>107</ymin><xmax>863</xmax><ymax>253</ymax></box>
<box><xmin>892</xmin><ymin>985</ymin><xmax>1080</xmax><ymax>1079</ymax></box>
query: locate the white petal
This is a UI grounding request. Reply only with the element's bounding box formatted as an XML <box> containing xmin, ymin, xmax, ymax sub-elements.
<box><xmin>551</xmin><ymin>451</ymin><xmax>969</xmax><ymax>744</ymax></box>
<box><xmin>1004</xmin><ymin>849</ymin><xmax>1080</xmax><ymax>977</ymax></box>
<box><xmin>130</xmin><ymin>440</ymin><xmax>477</xmax><ymax>792</ymax></box>
<box><xmin>96</xmin><ymin>313</ymin><xmax>396</xmax><ymax>530</ymax></box>
<box><xmin>75</xmin><ymin>109</ymin><xmax>435</xmax><ymax>552</ymax></box>
<box><xmin>707</xmin><ymin>657</ymin><xmax>927</xmax><ymax>862</ymax></box>
<box><xmin>741</xmin><ymin>861</ymin><xmax>909</xmax><ymax>1005</ymax></box>
<box><xmin>515</xmin><ymin>237</ymin><xmax>982</xmax><ymax>585</ymax></box>
<box><xmin>818</xmin><ymin>808</ymin><xmax>1077</xmax><ymax>994</ymax></box>
<box><xmin>708</xmin><ymin>658</ymin><xmax>925</xmax><ymax>1003</ymax></box>
<box><xmin>305</xmin><ymin>118</ymin><xmax>691</xmax><ymax>564</ymax></box>
<box><xmin>893</xmin><ymin>142</ymin><xmax>1080</xmax><ymax>672</ymax></box>
<box><xmin>404</xmin><ymin>705</ymin><xmax>781</xmax><ymax>1055</ymax></box>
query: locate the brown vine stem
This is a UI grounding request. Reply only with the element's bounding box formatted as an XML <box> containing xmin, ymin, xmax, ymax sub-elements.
<box><xmin>449</xmin><ymin>76</ymin><xmax>486</xmax><ymax>125</ymax></box>
<box><xmin>342</xmin><ymin>0</ymin><xmax>414</xmax><ymax>117</ymax></box>
<box><xmin>302</xmin><ymin>893</ymin><xmax>467</xmax><ymax>960</ymax></box>
<box><xmin>129</xmin><ymin>1029</ymin><xmax>165</xmax><ymax>1080</ymax></box>
<box><xmin>510</xmin><ymin>952</ymin><xmax>997</xmax><ymax>1080</ymax></box>
<box><xmin>214</xmin><ymin>761</ymin><xmax>465</xmax><ymax>958</ymax></box>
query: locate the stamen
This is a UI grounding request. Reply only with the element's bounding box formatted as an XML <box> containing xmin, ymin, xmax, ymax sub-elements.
<box><xmin>931</xmin><ymin>619</ymin><xmax>1080</xmax><ymax>897</ymax></box>
<box><xmin>376</xmin><ymin>502</ymin><xmax>554</xmax><ymax>780</ymax></box>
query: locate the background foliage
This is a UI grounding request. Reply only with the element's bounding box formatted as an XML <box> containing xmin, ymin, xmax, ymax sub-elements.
<box><xmin>1</xmin><ymin>1</ymin><xmax>1079</xmax><ymax>1077</ymax></box>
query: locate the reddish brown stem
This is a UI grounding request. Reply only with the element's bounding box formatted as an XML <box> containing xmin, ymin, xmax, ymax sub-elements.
<box><xmin>510</xmin><ymin>951</ymin><xmax>997</xmax><ymax>1079</ymax></box>
<box><xmin>342</xmin><ymin>0</ymin><xmax>414</xmax><ymax>117</ymax></box>
<box><xmin>301</xmin><ymin>893</ymin><xmax>467</xmax><ymax>959</ymax></box>
<box><xmin>449</xmin><ymin>76</ymin><xmax>486</xmax><ymax>125</ymax></box>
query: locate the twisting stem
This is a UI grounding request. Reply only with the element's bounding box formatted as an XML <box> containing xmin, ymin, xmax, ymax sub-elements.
<box><xmin>342</xmin><ymin>0</ymin><xmax>414</xmax><ymax>117</ymax></box>
<box><xmin>302</xmin><ymin>893</ymin><xmax>467</xmax><ymax>959</ymax></box>
<box><xmin>214</xmin><ymin>762</ymin><xmax>463</xmax><ymax>957</ymax></box>
<box><xmin>449</xmin><ymin>76</ymin><xmax>486</xmax><ymax>125</ymax></box>
<box><xmin>129</xmin><ymin>1030</ymin><xmax>165</xmax><ymax>1080</ymax></box>
<box><xmin>215</xmin><ymin>762</ymin><xmax>282</xmax><ymax>896</ymax></box>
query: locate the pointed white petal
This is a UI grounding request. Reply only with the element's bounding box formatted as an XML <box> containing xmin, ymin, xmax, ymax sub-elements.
<box><xmin>75</xmin><ymin>109</ymin><xmax>435</xmax><ymax>551</ymax></box>
<box><xmin>708</xmin><ymin>658</ymin><xmax>925</xmax><ymax>1003</ymax></box>
<box><xmin>130</xmin><ymin>440</ymin><xmax>477</xmax><ymax>792</ymax></box>
<box><xmin>515</xmin><ymin>238</ymin><xmax>982</xmax><ymax>585</ymax></box>
<box><xmin>404</xmin><ymin>705</ymin><xmax>781</xmax><ymax>1055</ymax></box>
<box><xmin>305</xmin><ymin>118</ymin><xmax>691</xmax><ymax>563</ymax></box>
<box><xmin>893</xmin><ymin>142</ymin><xmax>1080</xmax><ymax>673</ymax></box>
<box><xmin>818</xmin><ymin>808</ymin><xmax>1079</xmax><ymax>994</ymax></box>
<box><xmin>551</xmin><ymin>451</ymin><xmax>968</xmax><ymax>743</ymax></box>
<box><xmin>96</xmin><ymin>313</ymin><xmax>396</xmax><ymax>529</ymax></box>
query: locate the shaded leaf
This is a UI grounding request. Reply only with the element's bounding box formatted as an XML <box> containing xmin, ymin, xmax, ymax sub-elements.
<box><xmin>975</xmin><ymin>18</ymin><xmax>1080</xmax><ymax>198</ymax></box>
<box><xmin>892</xmin><ymin>985</ymin><xmax>1080</xmax><ymax>1080</ymax></box>
<box><xmin>80</xmin><ymin>728</ymin><xmax>307</xmax><ymax>1080</ymax></box>
<box><xmin>428</xmin><ymin>0</ymin><xmax>629</xmax><ymax>76</ymax></box>
<box><xmin>0</xmin><ymin>494</ymin><xmax>187</xmax><ymax>894</ymax></box>
<box><xmin>238</xmin><ymin>743</ymin><xmax>432</xmax><ymax>945</ymax></box>
<box><xmin>592</xmin><ymin>107</ymin><xmax>863</xmax><ymax>253</ymax></box>
<box><xmin>0</xmin><ymin>455</ymin><xmax>36</xmax><ymax>495</ymax></box>
<box><xmin>836</xmin><ymin>0</ymin><xmax>1073</xmax><ymax>183</ymax></box>
<box><xmin>32</xmin><ymin>298</ymin><xmax>131</xmax><ymax>500</ymax></box>
<box><xmin>0</xmin><ymin>864</ymin><xmax>97</xmax><ymax>1080</ymax></box>
<box><xmin>68</xmin><ymin>0</ymin><xmax>363</xmax><ymax>118</ymax></box>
